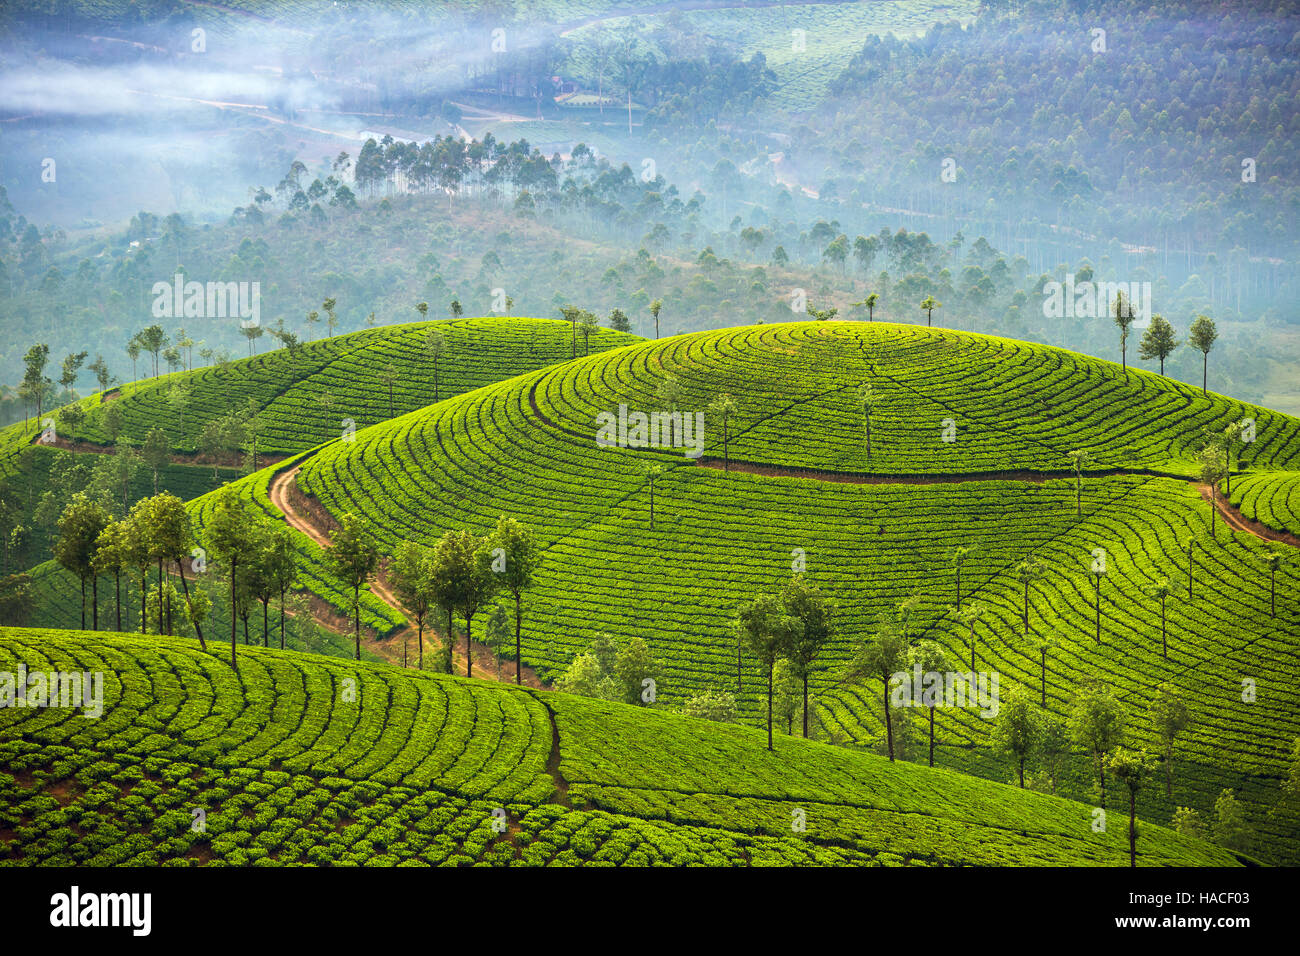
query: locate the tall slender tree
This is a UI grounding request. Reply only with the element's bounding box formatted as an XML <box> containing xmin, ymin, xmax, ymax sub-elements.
<box><xmin>736</xmin><ymin>592</ymin><xmax>792</xmax><ymax>751</ymax></box>
<box><xmin>1107</xmin><ymin>748</ymin><xmax>1157</xmax><ymax>866</ymax></box>
<box><xmin>779</xmin><ymin>575</ymin><xmax>833</xmax><ymax>739</ymax></box>
<box><xmin>910</xmin><ymin>639</ymin><xmax>950</xmax><ymax>767</ymax></box>
<box><xmin>708</xmin><ymin>393</ymin><xmax>738</xmax><ymax>471</ymax></box>
<box><xmin>1188</xmin><ymin>314</ymin><xmax>1218</xmax><ymax>396</ymax></box>
<box><xmin>324</xmin><ymin>512</ymin><xmax>380</xmax><ymax>661</ymax></box>
<box><xmin>486</xmin><ymin>516</ymin><xmax>540</xmax><ymax>684</ymax></box>
<box><xmin>54</xmin><ymin>493</ymin><xmax>109</xmax><ymax>630</ymax></box>
<box><xmin>844</xmin><ymin>612</ymin><xmax>908</xmax><ymax>761</ymax></box>
<box><xmin>204</xmin><ymin>485</ymin><xmax>251</xmax><ymax>667</ymax></box>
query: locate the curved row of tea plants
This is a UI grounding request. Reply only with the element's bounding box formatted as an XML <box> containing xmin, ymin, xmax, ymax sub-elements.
<box><xmin>276</xmin><ymin>323</ymin><xmax>1299</xmax><ymax>859</ymax></box>
<box><xmin>0</xmin><ymin>627</ymin><xmax>1238</xmax><ymax>866</ymax></box>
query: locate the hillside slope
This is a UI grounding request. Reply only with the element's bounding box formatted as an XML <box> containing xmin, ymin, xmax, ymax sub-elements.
<box><xmin>0</xmin><ymin>627</ymin><xmax>1239</xmax><ymax>867</ymax></box>
<box><xmin>0</xmin><ymin>316</ymin><xmax>639</xmax><ymax>572</ymax></box>
<box><xmin>1</xmin><ymin>316</ymin><xmax>640</xmax><ymax>470</ymax></box>
<box><xmin>242</xmin><ymin>321</ymin><xmax>1299</xmax><ymax>859</ymax></box>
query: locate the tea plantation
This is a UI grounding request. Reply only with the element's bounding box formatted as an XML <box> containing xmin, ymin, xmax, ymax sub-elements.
<box><xmin>244</xmin><ymin>321</ymin><xmax>1296</xmax><ymax>859</ymax></box>
<box><xmin>0</xmin><ymin>316</ymin><xmax>640</xmax><ymax>476</ymax></box>
<box><xmin>0</xmin><ymin>627</ymin><xmax>1239</xmax><ymax>866</ymax></box>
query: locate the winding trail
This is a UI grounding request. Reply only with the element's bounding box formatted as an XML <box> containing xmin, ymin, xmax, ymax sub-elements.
<box><xmin>268</xmin><ymin>462</ymin><xmax>545</xmax><ymax>687</ymax></box>
<box><xmin>1196</xmin><ymin>483</ymin><xmax>1300</xmax><ymax>548</ymax></box>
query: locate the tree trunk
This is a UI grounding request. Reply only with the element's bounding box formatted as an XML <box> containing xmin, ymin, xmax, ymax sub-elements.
<box><xmin>1040</xmin><ymin>649</ymin><xmax>1047</xmax><ymax>706</ymax></box>
<box><xmin>263</xmin><ymin>600</ymin><xmax>269</xmax><ymax>647</ymax></box>
<box><xmin>514</xmin><ymin>592</ymin><xmax>522</xmax><ymax>684</ymax></box>
<box><xmin>802</xmin><ymin>673</ymin><xmax>809</xmax><ymax>739</ymax></box>
<box><xmin>114</xmin><ymin>571</ymin><xmax>121</xmax><ymax>632</ymax></box>
<box><xmin>230</xmin><ymin>559</ymin><xmax>238</xmax><ymax>668</ymax></box>
<box><xmin>766</xmin><ymin>663</ymin><xmax>774</xmax><ymax>751</ymax></box>
<box><xmin>279</xmin><ymin>591</ymin><xmax>286</xmax><ymax>650</ymax></box>
<box><xmin>928</xmin><ymin>706</ymin><xmax>935</xmax><ymax>767</ymax></box>
<box><xmin>1128</xmin><ymin>790</ymin><xmax>1137</xmax><ymax>867</ymax></box>
<box><xmin>1098</xmin><ymin>753</ymin><xmax>1106</xmax><ymax>808</ymax></box>
<box><xmin>176</xmin><ymin>559</ymin><xmax>205</xmax><ymax>650</ymax></box>
<box><xmin>1023</xmin><ymin>582</ymin><xmax>1030</xmax><ymax>638</ymax></box>
<box><xmin>92</xmin><ymin>575</ymin><xmax>98</xmax><ymax>630</ymax></box>
<box><xmin>140</xmin><ymin>571</ymin><xmax>148</xmax><ymax>635</ymax></box>
<box><xmin>1202</xmin><ymin>352</ymin><xmax>1207</xmax><ymax>396</ymax></box>
<box><xmin>465</xmin><ymin>610</ymin><xmax>474</xmax><ymax>678</ymax></box>
<box><xmin>79</xmin><ymin>576</ymin><xmax>85</xmax><ymax>629</ymax></box>
<box><xmin>353</xmin><ymin>583</ymin><xmax>361</xmax><ymax>661</ymax></box>
<box><xmin>883</xmin><ymin>685</ymin><xmax>894</xmax><ymax>761</ymax></box>
<box><xmin>1018</xmin><ymin>756</ymin><xmax>1025</xmax><ymax>788</ymax></box>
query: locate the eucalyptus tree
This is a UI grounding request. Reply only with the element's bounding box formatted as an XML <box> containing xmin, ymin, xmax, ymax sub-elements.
<box><xmin>1142</xmin><ymin>577</ymin><xmax>1175</xmax><ymax>657</ymax></box>
<box><xmin>54</xmin><ymin>493</ymin><xmax>109</xmax><ymax>630</ymax></box>
<box><xmin>430</xmin><ymin>530</ymin><xmax>468</xmax><ymax>673</ymax></box>
<box><xmin>950</xmin><ymin>546</ymin><xmax>971</xmax><ymax>606</ymax></box>
<box><xmin>1067</xmin><ymin>449</ymin><xmax>1092</xmax><ymax>519</ymax></box>
<box><xmin>643</xmin><ymin>463</ymin><xmax>665</xmax><ymax>529</ymax></box>
<box><xmin>1025</xmin><ymin>630</ymin><xmax>1058</xmax><ymax>707</ymax></box>
<box><xmin>460</xmin><ymin>534</ymin><xmax>499</xmax><ymax>679</ymax></box>
<box><xmin>1149</xmin><ymin>682</ymin><xmax>1192</xmax><ymax>799</ymax></box>
<box><xmin>1107</xmin><ymin>748</ymin><xmax>1157</xmax><ymax>866</ymax></box>
<box><xmin>844</xmin><ymin>613</ymin><xmax>908</xmax><ymax>761</ymax></box>
<box><xmin>909</xmin><ymin>639</ymin><xmax>950</xmax><ymax>766</ymax></box>
<box><xmin>993</xmin><ymin>685</ymin><xmax>1040</xmax><ymax>787</ymax></box>
<box><xmin>779</xmin><ymin>575</ymin><xmax>833</xmax><ymax>739</ymax></box>
<box><xmin>152</xmin><ymin>492</ymin><xmax>206</xmax><ymax>649</ymax></box>
<box><xmin>919</xmin><ymin>295</ymin><xmax>940</xmax><ymax>327</ymax></box>
<box><xmin>324</xmin><ymin>512</ymin><xmax>380</xmax><ymax>661</ymax></box>
<box><xmin>1013</xmin><ymin>558</ymin><xmax>1046</xmax><ymax>639</ymax></box>
<box><xmin>1069</xmin><ymin>684</ymin><xmax>1128</xmax><ymax>808</ymax></box>
<box><xmin>1198</xmin><ymin>442</ymin><xmax>1228</xmax><ymax>538</ymax></box>
<box><xmin>266</xmin><ymin>526</ymin><xmax>298</xmax><ymax>651</ymax></box>
<box><xmin>708</xmin><ymin>393</ymin><xmax>738</xmax><ymax>471</ymax></box>
<box><xmin>392</xmin><ymin>540</ymin><xmax>435</xmax><ymax>668</ymax></box>
<box><xmin>1264</xmin><ymin>551</ymin><xmax>1283</xmax><ymax>617</ymax></box>
<box><xmin>957</xmin><ymin>602</ymin><xmax>983</xmax><ymax>672</ymax></box>
<box><xmin>1113</xmin><ymin>292</ymin><xmax>1135</xmax><ymax>371</ymax></box>
<box><xmin>1188</xmin><ymin>314</ymin><xmax>1218</xmax><ymax>395</ymax></box>
<box><xmin>424</xmin><ymin>328</ymin><xmax>447</xmax><ymax>400</ymax></box>
<box><xmin>736</xmin><ymin>592</ymin><xmax>792</xmax><ymax>751</ymax></box>
<box><xmin>322</xmin><ymin>297</ymin><xmax>339</xmax><ymax>337</ymax></box>
<box><xmin>649</xmin><ymin>298</ymin><xmax>662</xmax><ymax>339</ymax></box>
<box><xmin>1138</xmin><ymin>314</ymin><xmax>1178</xmax><ymax>375</ymax></box>
<box><xmin>863</xmin><ymin>292</ymin><xmax>879</xmax><ymax>321</ymax></box>
<box><xmin>204</xmin><ymin>485</ymin><xmax>254</xmax><ymax>665</ymax></box>
<box><xmin>92</xmin><ymin>519</ymin><xmax>130</xmax><ymax>632</ymax></box>
<box><xmin>1221</xmin><ymin>420</ymin><xmax>1245</xmax><ymax>494</ymax></box>
<box><xmin>486</xmin><ymin>515</ymin><xmax>541</xmax><ymax>684</ymax></box>
<box><xmin>1088</xmin><ymin>558</ymin><xmax>1107</xmax><ymax>644</ymax></box>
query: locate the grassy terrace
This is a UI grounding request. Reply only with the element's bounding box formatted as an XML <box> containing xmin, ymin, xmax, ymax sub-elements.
<box><xmin>256</xmin><ymin>322</ymin><xmax>1299</xmax><ymax>858</ymax></box>
<box><xmin>0</xmin><ymin>628</ymin><xmax>1239</xmax><ymax>866</ymax></box>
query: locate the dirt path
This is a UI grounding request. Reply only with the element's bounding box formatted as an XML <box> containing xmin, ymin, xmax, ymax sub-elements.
<box><xmin>269</xmin><ymin>464</ymin><xmax>545</xmax><ymax>687</ymax></box>
<box><xmin>694</xmin><ymin>456</ymin><xmax>1166</xmax><ymax>485</ymax></box>
<box><xmin>31</xmin><ymin>431</ymin><xmax>282</xmax><ymax>470</ymax></box>
<box><xmin>1196</xmin><ymin>483</ymin><xmax>1300</xmax><ymax>548</ymax></box>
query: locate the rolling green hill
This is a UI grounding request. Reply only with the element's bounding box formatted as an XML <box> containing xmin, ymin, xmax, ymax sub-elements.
<box><xmin>1</xmin><ymin>316</ymin><xmax>640</xmax><ymax>470</ymax></box>
<box><xmin>0</xmin><ymin>316</ymin><xmax>640</xmax><ymax>572</ymax></box>
<box><xmin>0</xmin><ymin>627</ymin><xmax>1240</xmax><ymax>866</ymax></box>
<box><xmin>181</xmin><ymin>321</ymin><xmax>1299</xmax><ymax>859</ymax></box>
